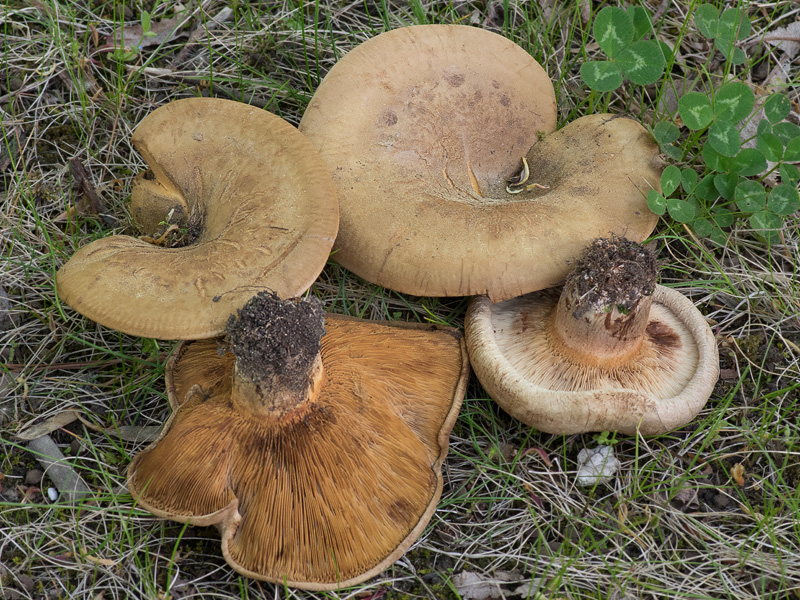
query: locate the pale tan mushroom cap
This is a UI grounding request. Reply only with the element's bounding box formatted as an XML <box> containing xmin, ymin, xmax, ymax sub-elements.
<box><xmin>301</xmin><ymin>26</ymin><xmax>662</xmax><ymax>300</ymax></box>
<box><xmin>465</xmin><ymin>286</ymin><xmax>719</xmax><ymax>435</ymax></box>
<box><xmin>127</xmin><ymin>315</ymin><xmax>469</xmax><ymax>590</ymax></box>
<box><xmin>299</xmin><ymin>24</ymin><xmax>561</xmax><ymax>299</ymax></box>
<box><xmin>56</xmin><ymin>98</ymin><xmax>339</xmax><ymax>340</ymax></box>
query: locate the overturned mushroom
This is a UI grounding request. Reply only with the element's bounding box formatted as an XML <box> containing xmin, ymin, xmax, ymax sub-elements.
<box><xmin>128</xmin><ymin>291</ymin><xmax>469</xmax><ymax>590</ymax></box>
<box><xmin>465</xmin><ymin>237</ymin><xmax>719</xmax><ymax>435</ymax></box>
<box><xmin>57</xmin><ymin>98</ymin><xmax>338</xmax><ymax>340</ymax></box>
<box><xmin>299</xmin><ymin>25</ymin><xmax>661</xmax><ymax>300</ymax></box>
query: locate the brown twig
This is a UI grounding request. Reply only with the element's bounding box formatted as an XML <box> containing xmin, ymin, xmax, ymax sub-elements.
<box><xmin>69</xmin><ymin>158</ymin><xmax>117</xmax><ymax>228</ymax></box>
<box><xmin>169</xmin><ymin>6</ymin><xmax>233</xmax><ymax>70</ymax></box>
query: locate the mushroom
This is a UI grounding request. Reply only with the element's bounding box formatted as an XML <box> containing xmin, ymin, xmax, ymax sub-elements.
<box><xmin>299</xmin><ymin>25</ymin><xmax>661</xmax><ymax>300</ymax></box>
<box><xmin>465</xmin><ymin>237</ymin><xmax>719</xmax><ymax>435</ymax></box>
<box><xmin>127</xmin><ymin>291</ymin><xmax>469</xmax><ymax>590</ymax></box>
<box><xmin>56</xmin><ymin>98</ymin><xmax>339</xmax><ymax>340</ymax></box>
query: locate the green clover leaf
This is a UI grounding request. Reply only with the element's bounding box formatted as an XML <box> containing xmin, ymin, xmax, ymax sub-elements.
<box><xmin>580</xmin><ymin>61</ymin><xmax>624</xmax><ymax>92</ymax></box>
<box><xmin>667</xmin><ymin>197</ymin><xmax>696</xmax><ymax>222</ymax></box>
<box><xmin>713</xmin><ymin>82</ymin><xmax>755</xmax><ymax>123</ymax></box>
<box><xmin>780</xmin><ymin>163</ymin><xmax>800</xmax><ymax>185</ymax></box>
<box><xmin>660</xmin><ymin>165</ymin><xmax>681</xmax><ymax>197</ymax></box>
<box><xmin>730</xmin><ymin>148</ymin><xmax>766</xmax><ymax>177</ymax></box>
<box><xmin>616</xmin><ymin>40</ymin><xmax>665</xmax><ymax>85</ymax></box>
<box><xmin>712</xmin><ymin>206</ymin><xmax>735</xmax><ymax>228</ymax></box>
<box><xmin>734</xmin><ymin>180</ymin><xmax>766</xmax><ymax>213</ymax></box>
<box><xmin>773</xmin><ymin>122</ymin><xmax>800</xmax><ymax>146</ymax></box>
<box><xmin>652</xmin><ymin>121</ymin><xmax>680</xmax><ymax>145</ymax></box>
<box><xmin>647</xmin><ymin>189</ymin><xmax>667</xmax><ymax>215</ymax></box>
<box><xmin>628</xmin><ymin>6</ymin><xmax>654</xmax><ymax>41</ymax></box>
<box><xmin>696</xmin><ymin>173</ymin><xmax>719</xmax><ymax>202</ymax></box>
<box><xmin>678</xmin><ymin>93</ymin><xmax>714</xmax><ymax>130</ymax></box>
<box><xmin>708</xmin><ymin>119</ymin><xmax>741</xmax><ymax>157</ymax></box>
<box><xmin>693</xmin><ymin>4</ymin><xmax>719</xmax><ymax>39</ymax></box>
<box><xmin>714</xmin><ymin>172</ymin><xmax>739</xmax><ymax>200</ymax></box>
<box><xmin>750</xmin><ymin>211</ymin><xmax>782</xmax><ymax>242</ymax></box>
<box><xmin>757</xmin><ymin>131</ymin><xmax>784</xmax><ymax>162</ymax></box>
<box><xmin>715</xmin><ymin>8</ymin><xmax>750</xmax><ymax>65</ymax></box>
<box><xmin>763</xmin><ymin>93</ymin><xmax>791</xmax><ymax>124</ymax></box>
<box><xmin>593</xmin><ymin>7</ymin><xmax>635</xmax><ymax>59</ymax></box>
<box><xmin>768</xmin><ymin>184</ymin><xmax>800</xmax><ymax>215</ymax></box>
<box><xmin>784</xmin><ymin>136</ymin><xmax>800</xmax><ymax>162</ymax></box>
<box><xmin>681</xmin><ymin>167</ymin><xmax>699</xmax><ymax>193</ymax></box>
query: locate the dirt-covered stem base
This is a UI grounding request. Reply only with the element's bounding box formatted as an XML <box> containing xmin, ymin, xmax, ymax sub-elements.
<box><xmin>551</xmin><ymin>237</ymin><xmax>658</xmax><ymax>369</ymax></box>
<box><xmin>227</xmin><ymin>291</ymin><xmax>326</xmax><ymax>421</ymax></box>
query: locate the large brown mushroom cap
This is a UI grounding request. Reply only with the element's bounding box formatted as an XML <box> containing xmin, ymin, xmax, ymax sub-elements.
<box><xmin>299</xmin><ymin>24</ymin><xmax>558</xmax><ymax>299</ymax></box>
<box><xmin>56</xmin><ymin>98</ymin><xmax>338</xmax><ymax>340</ymax></box>
<box><xmin>127</xmin><ymin>314</ymin><xmax>469</xmax><ymax>590</ymax></box>
<box><xmin>465</xmin><ymin>285</ymin><xmax>719</xmax><ymax>435</ymax></box>
<box><xmin>300</xmin><ymin>25</ymin><xmax>661</xmax><ymax>300</ymax></box>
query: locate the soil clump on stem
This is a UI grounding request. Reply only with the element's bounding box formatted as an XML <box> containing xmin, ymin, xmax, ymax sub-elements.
<box><xmin>225</xmin><ymin>291</ymin><xmax>326</xmax><ymax>395</ymax></box>
<box><xmin>569</xmin><ymin>236</ymin><xmax>658</xmax><ymax>318</ymax></box>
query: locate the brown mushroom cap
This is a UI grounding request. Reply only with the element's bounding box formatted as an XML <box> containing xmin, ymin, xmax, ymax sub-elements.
<box><xmin>127</xmin><ymin>313</ymin><xmax>469</xmax><ymax>590</ymax></box>
<box><xmin>299</xmin><ymin>24</ymin><xmax>557</xmax><ymax>299</ymax></box>
<box><xmin>300</xmin><ymin>25</ymin><xmax>661</xmax><ymax>300</ymax></box>
<box><xmin>56</xmin><ymin>98</ymin><xmax>338</xmax><ymax>340</ymax></box>
<box><xmin>465</xmin><ymin>242</ymin><xmax>719</xmax><ymax>435</ymax></box>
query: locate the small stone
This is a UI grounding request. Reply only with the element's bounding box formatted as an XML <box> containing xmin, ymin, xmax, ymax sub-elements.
<box><xmin>47</xmin><ymin>487</ymin><xmax>58</xmax><ymax>501</ymax></box>
<box><xmin>24</xmin><ymin>470</ymin><xmax>42</xmax><ymax>486</ymax></box>
<box><xmin>575</xmin><ymin>445</ymin><xmax>619</xmax><ymax>487</ymax></box>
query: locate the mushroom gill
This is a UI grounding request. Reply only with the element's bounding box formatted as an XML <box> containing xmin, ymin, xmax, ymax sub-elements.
<box><xmin>128</xmin><ymin>292</ymin><xmax>469</xmax><ymax>590</ymax></box>
<box><xmin>465</xmin><ymin>237</ymin><xmax>719</xmax><ymax>435</ymax></box>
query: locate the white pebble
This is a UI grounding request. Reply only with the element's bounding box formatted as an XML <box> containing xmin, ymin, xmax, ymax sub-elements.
<box><xmin>47</xmin><ymin>487</ymin><xmax>58</xmax><ymax>501</ymax></box>
<box><xmin>575</xmin><ymin>445</ymin><xmax>619</xmax><ymax>487</ymax></box>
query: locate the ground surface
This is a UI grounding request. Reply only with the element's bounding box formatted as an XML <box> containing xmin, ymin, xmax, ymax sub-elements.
<box><xmin>1</xmin><ymin>1</ymin><xmax>799</xmax><ymax>599</ymax></box>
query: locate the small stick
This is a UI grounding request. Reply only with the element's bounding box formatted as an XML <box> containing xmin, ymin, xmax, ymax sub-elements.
<box><xmin>69</xmin><ymin>158</ymin><xmax>116</xmax><ymax>228</ymax></box>
<box><xmin>170</xmin><ymin>6</ymin><xmax>234</xmax><ymax>69</ymax></box>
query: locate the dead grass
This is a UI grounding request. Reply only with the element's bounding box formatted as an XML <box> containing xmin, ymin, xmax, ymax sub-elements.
<box><xmin>2</xmin><ymin>1</ymin><xmax>800</xmax><ymax>599</ymax></box>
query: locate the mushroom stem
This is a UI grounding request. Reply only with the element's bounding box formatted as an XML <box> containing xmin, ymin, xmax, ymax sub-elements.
<box><xmin>549</xmin><ymin>237</ymin><xmax>658</xmax><ymax>369</ymax></box>
<box><xmin>227</xmin><ymin>291</ymin><xmax>327</xmax><ymax>421</ymax></box>
<box><xmin>129</xmin><ymin>167</ymin><xmax>190</xmax><ymax>236</ymax></box>
<box><xmin>231</xmin><ymin>354</ymin><xmax>325</xmax><ymax>422</ymax></box>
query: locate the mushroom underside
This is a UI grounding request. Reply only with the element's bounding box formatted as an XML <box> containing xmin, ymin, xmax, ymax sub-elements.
<box><xmin>466</xmin><ymin>286</ymin><xmax>719</xmax><ymax>435</ymax></box>
<box><xmin>128</xmin><ymin>316</ymin><xmax>468</xmax><ymax>590</ymax></box>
